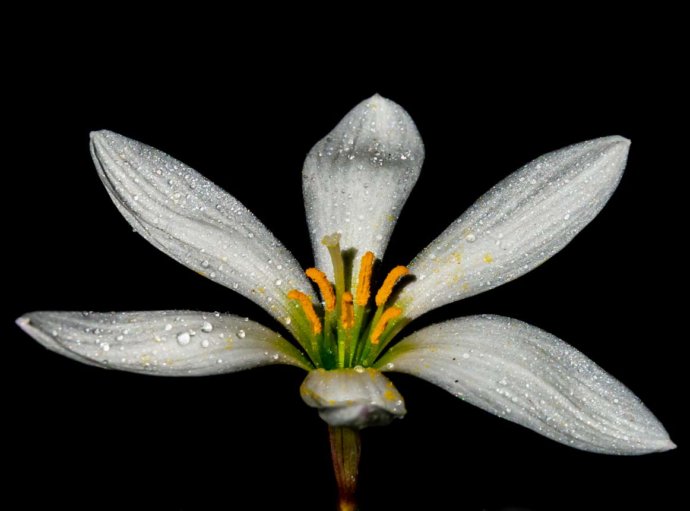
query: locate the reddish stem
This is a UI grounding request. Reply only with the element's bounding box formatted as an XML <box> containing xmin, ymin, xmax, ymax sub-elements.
<box><xmin>328</xmin><ymin>426</ymin><xmax>361</xmax><ymax>511</ymax></box>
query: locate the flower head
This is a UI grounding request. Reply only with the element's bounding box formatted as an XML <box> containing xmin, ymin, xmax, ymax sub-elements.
<box><xmin>17</xmin><ymin>95</ymin><xmax>674</xmax><ymax>509</ymax></box>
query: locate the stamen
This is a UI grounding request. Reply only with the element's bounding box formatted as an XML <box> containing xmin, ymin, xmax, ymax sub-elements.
<box><xmin>322</xmin><ymin>233</ymin><xmax>345</xmax><ymax>309</ymax></box>
<box><xmin>341</xmin><ymin>292</ymin><xmax>354</xmax><ymax>329</ymax></box>
<box><xmin>288</xmin><ymin>290</ymin><xmax>322</xmax><ymax>335</ymax></box>
<box><xmin>370</xmin><ymin>306</ymin><xmax>402</xmax><ymax>345</ymax></box>
<box><xmin>375</xmin><ymin>266</ymin><xmax>409</xmax><ymax>307</ymax></box>
<box><xmin>306</xmin><ymin>268</ymin><xmax>336</xmax><ymax>311</ymax></box>
<box><xmin>355</xmin><ymin>251</ymin><xmax>375</xmax><ymax>307</ymax></box>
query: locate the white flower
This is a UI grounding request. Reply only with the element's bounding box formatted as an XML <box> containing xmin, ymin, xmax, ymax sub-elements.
<box><xmin>17</xmin><ymin>95</ymin><xmax>674</xmax><ymax>509</ymax></box>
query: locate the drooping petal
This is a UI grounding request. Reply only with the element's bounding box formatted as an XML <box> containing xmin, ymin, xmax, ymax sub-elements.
<box><xmin>300</xmin><ymin>368</ymin><xmax>406</xmax><ymax>429</ymax></box>
<box><xmin>17</xmin><ymin>311</ymin><xmax>312</xmax><ymax>375</ymax></box>
<box><xmin>90</xmin><ymin>131</ymin><xmax>314</xmax><ymax>334</ymax></box>
<box><xmin>376</xmin><ymin>315</ymin><xmax>673</xmax><ymax>455</ymax></box>
<box><xmin>303</xmin><ymin>95</ymin><xmax>424</xmax><ymax>282</ymax></box>
<box><xmin>398</xmin><ymin>137</ymin><xmax>629</xmax><ymax>319</ymax></box>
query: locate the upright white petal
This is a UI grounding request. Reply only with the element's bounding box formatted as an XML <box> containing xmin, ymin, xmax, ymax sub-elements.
<box><xmin>377</xmin><ymin>315</ymin><xmax>674</xmax><ymax>455</ymax></box>
<box><xmin>18</xmin><ymin>311</ymin><xmax>311</xmax><ymax>375</ymax></box>
<box><xmin>303</xmin><ymin>95</ymin><xmax>424</xmax><ymax>282</ymax></box>
<box><xmin>399</xmin><ymin>137</ymin><xmax>629</xmax><ymax>319</ymax></box>
<box><xmin>90</xmin><ymin>131</ymin><xmax>314</xmax><ymax>335</ymax></box>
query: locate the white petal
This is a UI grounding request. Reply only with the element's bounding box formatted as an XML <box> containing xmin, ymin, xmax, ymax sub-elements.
<box><xmin>377</xmin><ymin>315</ymin><xmax>674</xmax><ymax>455</ymax></box>
<box><xmin>300</xmin><ymin>367</ymin><xmax>406</xmax><ymax>429</ymax></box>
<box><xmin>303</xmin><ymin>95</ymin><xmax>424</xmax><ymax>281</ymax></box>
<box><xmin>399</xmin><ymin>137</ymin><xmax>629</xmax><ymax>319</ymax></box>
<box><xmin>90</xmin><ymin>131</ymin><xmax>314</xmax><ymax>334</ymax></box>
<box><xmin>17</xmin><ymin>311</ymin><xmax>311</xmax><ymax>375</ymax></box>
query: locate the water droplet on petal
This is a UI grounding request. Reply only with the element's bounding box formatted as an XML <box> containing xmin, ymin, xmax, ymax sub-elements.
<box><xmin>101</xmin><ymin>342</ymin><xmax>110</xmax><ymax>352</ymax></box>
<box><xmin>201</xmin><ymin>260</ymin><xmax>210</xmax><ymax>268</ymax></box>
<box><xmin>164</xmin><ymin>324</ymin><xmax>172</xmax><ymax>331</ymax></box>
<box><xmin>177</xmin><ymin>332</ymin><xmax>191</xmax><ymax>345</ymax></box>
<box><xmin>354</xmin><ymin>365</ymin><xmax>365</xmax><ymax>373</ymax></box>
<box><xmin>465</xmin><ymin>233</ymin><xmax>476</xmax><ymax>243</ymax></box>
<box><xmin>201</xmin><ymin>339</ymin><xmax>210</xmax><ymax>348</ymax></box>
<box><xmin>201</xmin><ymin>321</ymin><xmax>213</xmax><ymax>333</ymax></box>
<box><xmin>237</xmin><ymin>329</ymin><xmax>246</xmax><ymax>339</ymax></box>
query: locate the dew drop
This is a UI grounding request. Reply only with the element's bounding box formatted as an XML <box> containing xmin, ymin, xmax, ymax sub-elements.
<box><xmin>177</xmin><ymin>332</ymin><xmax>191</xmax><ymax>345</ymax></box>
<box><xmin>116</xmin><ymin>335</ymin><xmax>124</xmax><ymax>341</ymax></box>
<box><xmin>201</xmin><ymin>321</ymin><xmax>213</xmax><ymax>333</ymax></box>
<box><xmin>354</xmin><ymin>365</ymin><xmax>365</xmax><ymax>373</ymax></box>
<box><xmin>462</xmin><ymin>352</ymin><xmax>470</xmax><ymax>359</ymax></box>
<box><xmin>465</xmin><ymin>233</ymin><xmax>476</xmax><ymax>243</ymax></box>
<box><xmin>237</xmin><ymin>329</ymin><xmax>246</xmax><ymax>339</ymax></box>
<box><xmin>201</xmin><ymin>260</ymin><xmax>210</xmax><ymax>268</ymax></box>
<box><xmin>284</xmin><ymin>317</ymin><xmax>292</xmax><ymax>325</ymax></box>
<box><xmin>201</xmin><ymin>339</ymin><xmax>210</xmax><ymax>348</ymax></box>
<box><xmin>275</xmin><ymin>279</ymin><xmax>282</xmax><ymax>286</ymax></box>
<box><xmin>164</xmin><ymin>324</ymin><xmax>172</xmax><ymax>331</ymax></box>
<box><xmin>101</xmin><ymin>342</ymin><xmax>110</xmax><ymax>352</ymax></box>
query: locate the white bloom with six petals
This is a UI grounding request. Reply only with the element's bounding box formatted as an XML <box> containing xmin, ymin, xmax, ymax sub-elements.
<box><xmin>18</xmin><ymin>95</ymin><xmax>673</xmax><ymax>462</ymax></box>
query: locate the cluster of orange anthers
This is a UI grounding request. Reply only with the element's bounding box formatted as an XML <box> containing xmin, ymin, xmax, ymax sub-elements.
<box><xmin>286</xmin><ymin>235</ymin><xmax>409</xmax><ymax>368</ymax></box>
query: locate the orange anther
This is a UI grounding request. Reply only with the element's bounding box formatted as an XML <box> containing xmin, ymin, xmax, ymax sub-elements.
<box><xmin>306</xmin><ymin>268</ymin><xmax>336</xmax><ymax>311</ymax></box>
<box><xmin>375</xmin><ymin>266</ymin><xmax>409</xmax><ymax>307</ymax></box>
<box><xmin>370</xmin><ymin>306</ymin><xmax>402</xmax><ymax>345</ymax></box>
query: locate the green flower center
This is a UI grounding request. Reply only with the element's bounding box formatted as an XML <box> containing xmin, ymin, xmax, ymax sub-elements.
<box><xmin>287</xmin><ymin>233</ymin><xmax>409</xmax><ymax>369</ymax></box>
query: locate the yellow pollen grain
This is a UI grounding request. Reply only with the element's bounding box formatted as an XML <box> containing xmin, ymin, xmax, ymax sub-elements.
<box><xmin>341</xmin><ymin>291</ymin><xmax>354</xmax><ymax>329</ymax></box>
<box><xmin>483</xmin><ymin>253</ymin><xmax>494</xmax><ymax>263</ymax></box>
<box><xmin>370</xmin><ymin>306</ymin><xmax>402</xmax><ymax>345</ymax></box>
<box><xmin>287</xmin><ymin>289</ymin><xmax>322</xmax><ymax>334</ymax></box>
<box><xmin>375</xmin><ymin>266</ymin><xmax>409</xmax><ymax>307</ymax></box>
<box><xmin>383</xmin><ymin>389</ymin><xmax>397</xmax><ymax>401</ymax></box>
<box><xmin>355</xmin><ymin>251</ymin><xmax>375</xmax><ymax>307</ymax></box>
<box><xmin>305</xmin><ymin>268</ymin><xmax>336</xmax><ymax>311</ymax></box>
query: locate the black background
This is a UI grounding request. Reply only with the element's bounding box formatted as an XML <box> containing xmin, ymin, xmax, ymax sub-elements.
<box><xmin>5</xmin><ymin>28</ymin><xmax>686</xmax><ymax>511</ymax></box>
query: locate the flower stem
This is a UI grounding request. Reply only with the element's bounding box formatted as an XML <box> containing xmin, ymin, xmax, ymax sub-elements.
<box><xmin>328</xmin><ymin>426</ymin><xmax>361</xmax><ymax>511</ymax></box>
